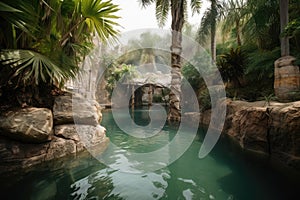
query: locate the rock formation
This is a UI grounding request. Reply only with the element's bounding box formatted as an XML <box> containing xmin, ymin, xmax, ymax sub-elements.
<box><xmin>0</xmin><ymin>93</ymin><xmax>108</xmax><ymax>174</ymax></box>
<box><xmin>0</xmin><ymin>108</ymin><xmax>53</xmax><ymax>143</ymax></box>
<box><xmin>185</xmin><ymin>99</ymin><xmax>300</xmax><ymax>170</ymax></box>
<box><xmin>274</xmin><ymin>56</ymin><xmax>300</xmax><ymax>102</ymax></box>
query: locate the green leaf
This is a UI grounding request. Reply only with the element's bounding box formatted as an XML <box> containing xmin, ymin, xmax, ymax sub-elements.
<box><xmin>0</xmin><ymin>49</ymin><xmax>69</xmax><ymax>85</ymax></box>
<box><xmin>0</xmin><ymin>2</ymin><xmax>22</xmax><ymax>12</ymax></box>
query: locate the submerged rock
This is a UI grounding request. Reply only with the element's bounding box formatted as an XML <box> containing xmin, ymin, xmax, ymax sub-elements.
<box><xmin>0</xmin><ymin>107</ymin><xmax>53</xmax><ymax>143</ymax></box>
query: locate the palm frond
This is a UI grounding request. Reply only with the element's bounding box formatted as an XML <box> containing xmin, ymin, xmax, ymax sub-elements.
<box><xmin>242</xmin><ymin>0</ymin><xmax>280</xmax><ymax>48</ymax></box>
<box><xmin>78</xmin><ymin>0</ymin><xmax>120</xmax><ymax>42</ymax></box>
<box><xmin>0</xmin><ymin>49</ymin><xmax>70</xmax><ymax>85</ymax></box>
<box><xmin>196</xmin><ymin>0</ymin><xmax>224</xmax><ymax>44</ymax></box>
<box><xmin>196</xmin><ymin>9</ymin><xmax>213</xmax><ymax>44</ymax></box>
<box><xmin>245</xmin><ymin>47</ymin><xmax>280</xmax><ymax>80</ymax></box>
<box><xmin>0</xmin><ymin>2</ymin><xmax>22</xmax><ymax>12</ymax></box>
<box><xmin>155</xmin><ymin>0</ymin><xmax>170</xmax><ymax>27</ymax></box>
<box><xmin>220</xmin><ymin>0</ymin><xmax>247</xmax><ymax>45</ymax></box>
<box><xmin>0</xmin><ymin>1</ymin><xmax>38</xmax><ymax>39</ymax></box>
<box><xmin>59</xmin><ymin>0</ymin><xmax>120</xmax><ymax>46</ymax></box>
<box><xmin>190</xmin><ymin>0</ymin><xmax>202</xmax><ymax>15</ymax></box>
<box><xmin>140</xmin><ymin>0</ymin><xmax>156</xmax><ymax>8</ymax></box>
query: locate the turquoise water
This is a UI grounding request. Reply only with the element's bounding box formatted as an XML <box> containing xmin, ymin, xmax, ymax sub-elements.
<box><xmin>1</xmin><ymin>107</ymin><xmax>300</xmax><ymax>199</ymax></box>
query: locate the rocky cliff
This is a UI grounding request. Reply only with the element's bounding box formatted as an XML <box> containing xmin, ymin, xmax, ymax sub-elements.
<box><xmin>225</xmin><ymin>100</ymin><xmax>300</xmax><ymax>170</ymax></box>
<box><xmin>0</xmin><ymin>93</ymin><xmax>108</xmax><ymax>174</ymax></box>
<box><xmin>185</xmin><ymin>99</ymin><xmax>300</xmax><ymax>170</ymax></box>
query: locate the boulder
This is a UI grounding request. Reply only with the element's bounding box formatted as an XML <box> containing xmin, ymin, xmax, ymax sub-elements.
<box><xmin>183</xmin><ymin>112</ymin><xmax>200</xmax><ymax>127</ymax></box>
<box><xmin>53</xmin><ymin>94</ymin><xmax>102</xmax><ymax>126</ymax></box>
<box><xmin>75</xmin><ymin>125</ymin><xmax>107</xmax><ymax>148</ymax></box>
<box><xmin>54</xmin><ymin>124</ymin><xmax>107</xmax><ymax>147</ymax></box>
<box><xmin>54</xmin><ymin>125</ymin><xmax>80</xmax><ymax>141</ymax></box>
<box><xmin>45</xmin><ymin>137</ymin><xmax>77</xmax><ymax>161</ymax></box>
<box><xmin>0</xmin><ymin>124</ymin><xmax>109</xmax><ymax>174</ymax></box>
<box><xmin>274</xmin><ymin>56</ymin><xmax>300</xmax><ymax>102</ymax></box>
<box><xmin>0</xmin><ymin>107</ymin><xmax>53</xmax><ymax>143</ymax></box>
<box><xmin>0</xmin><ymin>92</ymin><xmax>108</xmax><ymax>174</ymax></box>
<box><xmin>52</xmin><ymin>124</ymin><xmax>108</xmax><ymax>157</ymax></box>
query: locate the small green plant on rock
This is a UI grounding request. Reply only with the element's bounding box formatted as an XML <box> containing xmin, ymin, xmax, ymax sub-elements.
<box><xmin>106</xmin><ymin>64</ymin><xmax>138</xmax><ymax>97</ymax></box>
<box><xmin>263</xmin><ymin>93</ymin><xmax>276</xmax><ymax>106</ymax></box>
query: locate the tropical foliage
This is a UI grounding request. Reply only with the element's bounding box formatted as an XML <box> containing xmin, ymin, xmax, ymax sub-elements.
<box><xmin>105</xmin><ymin>64</ymin><xmax>138</xmax><ymax>97</ymax></box>
<box><xmin>2</xmin><ymin>0</ymin><xmax>299</xmax><ymax>108</ymax></box>
<box><xmin>0</xmin><ymin>0</ymin><xmax>119</xmax><ymax>108</ymax></box>
<box><xmin>194</xmin><ymin>0</ymin><xmax>300</xmax><ymax>103</ymax></box>
<box><xmin>196</xmin><ymin>0</ymin><xmax>223</xmax><ymax>63</ymax></box>
<box><xmin>217</xmin><ymin>47</ymin><xmax>245</xmax><ymax>88</ymax></box>
<box><xmin>221</xmin><ymin>0</ymin><xmax>247</xmax><ymax>46</ymax></box>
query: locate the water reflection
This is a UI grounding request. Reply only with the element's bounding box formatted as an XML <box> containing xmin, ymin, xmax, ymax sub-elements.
<box><xmin>98</xmin><ymin>107</ymin><xmax>198</xmax><ymax>173</ymax></box>
<box><xmin>68</xmin><ymin>129</ymin><xmax>234</xmax><ymax>200</ymax></box>
<box><xmin>1</xmin><ymin>109</ymin><xmax>300</xmax><ymax>200</ymax></box>
<box><xmin>71</xmin><ymin>168</ymin><xmax>169</xmax><ymax>200</ymax></box>
<box><xmin>68</xmin><ymin>158</ymin><xmax>233</xmax><ymax>200</ymax></box>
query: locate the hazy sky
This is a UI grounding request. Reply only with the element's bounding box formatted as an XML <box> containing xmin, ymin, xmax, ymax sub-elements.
<box><xmin>112</xmin><ymin>0</ymin><xmax>210</xmax><ymax>32</ymax></box>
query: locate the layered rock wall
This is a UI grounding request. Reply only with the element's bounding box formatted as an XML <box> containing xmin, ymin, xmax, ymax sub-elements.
<box><xmin>223</xmin><ymin>100</ymin><xmax>300</xmax><ymax>170</ymax></box>
<box><xmin>185</xmin><ymin>99</ymin><xmax>300</xmax><ymax>170</ymax></box>
<box><xmin>0</xmin><ymin>93</ymin><xmax>108</xmax><ymax>173</ymax></box>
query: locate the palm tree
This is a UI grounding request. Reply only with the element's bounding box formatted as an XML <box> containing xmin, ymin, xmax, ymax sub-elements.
<box><xmin>140</xmin><ymin>0</ymin><xmax>202</xmax><ymax>121</ymax></box>
<box><xmin>274</xmin><ymin>0</ymin><xmax>300</xmax><ymax>102</ymax></box>
<box><xmin>196</xmin><ymin>0</ymin><xmax>223</xmax><ymax>63</ymax></box>
<box><xmin>279</xmin><ymin>0</ymin><xmax>289</xmax><ymax>56</ymax></box>
<box><xmin>123</xmin><ymin>32</ymin><xmax>165</xmax><ymax>69</ymax></box>
<box><xmin>0</xmin><ymin>0</ymin><xmax>120</xmax><ymax>107</ymax></box>
<box><xmin>217</xmin><ymin>47</ymin><xmax>245</xmax><ymax>88</ymax></box>
<box><xmin>242</xmin><ymin>0</ymin><xmax>280</xmax><ymax>50</ymax></box>
<box><xmin>222</xmin><ymin>0</ymin><xmax>247</xmax><ymax>46</ymax></box>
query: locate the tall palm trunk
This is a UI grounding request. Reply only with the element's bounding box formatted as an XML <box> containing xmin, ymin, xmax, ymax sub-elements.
<box><xmin>168</xmin><ymin>0</ymin><xmax>184</xmax><ymax>121</ymax></box>
<box><xmin>236</xmin><ymin>20</ymin><xmax>242</xmax><ymax>46</ymax></box>
<box><xmin>274</xmin><ymin>0</ymin><xmax>300</xmax><ymax>102</ymax></box>
<box><xmin>211</xmin><ymin>24</ymin><xmax>216</xmax><ymax>63</ymax></box>
<box><xmin>280</xmin><ymin>0</ymin><xmax>289</xmax><ymax>56</ymax></box>
<box><xmin>211</xmin><ymin>0</ymin><xmax>217</xmax><ymax>63</ymax></box>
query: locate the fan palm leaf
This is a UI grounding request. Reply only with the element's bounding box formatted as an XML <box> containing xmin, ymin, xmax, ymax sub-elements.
<box><xmin>0</xmin><ymin>49</ymin><xmax>76</xmax><ymax>86</ymax></box>
<box><xmin>0</xmin><ymin>1</ymin><xmax>39</xmax><ymax>48</ymax></box>
<box><xmin>60</xmin><ymin>0</ymin><xmax>120</xmax><ymax>45</ymax></box>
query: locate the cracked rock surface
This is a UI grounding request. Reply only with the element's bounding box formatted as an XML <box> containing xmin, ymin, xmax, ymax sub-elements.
<box><xmin>184</xmin><ymin>99</ymin><xmax>300</xmax><ymax>171</ymax></box>
<box><xmin>0</xmin><ymin>93</ymin><xmax>108</xmax><ymax>174</ymax></box>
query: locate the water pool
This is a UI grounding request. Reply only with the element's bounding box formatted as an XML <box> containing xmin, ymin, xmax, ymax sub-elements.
<box><xmin>1</xmin><ymin>108</ymin><xmax>300</xmax><ymax>199</ymax></box>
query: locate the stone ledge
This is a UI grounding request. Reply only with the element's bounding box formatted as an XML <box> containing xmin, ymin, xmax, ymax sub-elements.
<box><xmin>185</xmin><ymin>99</ymin><xmax>300</xmax><ymax>171</ymax></box>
